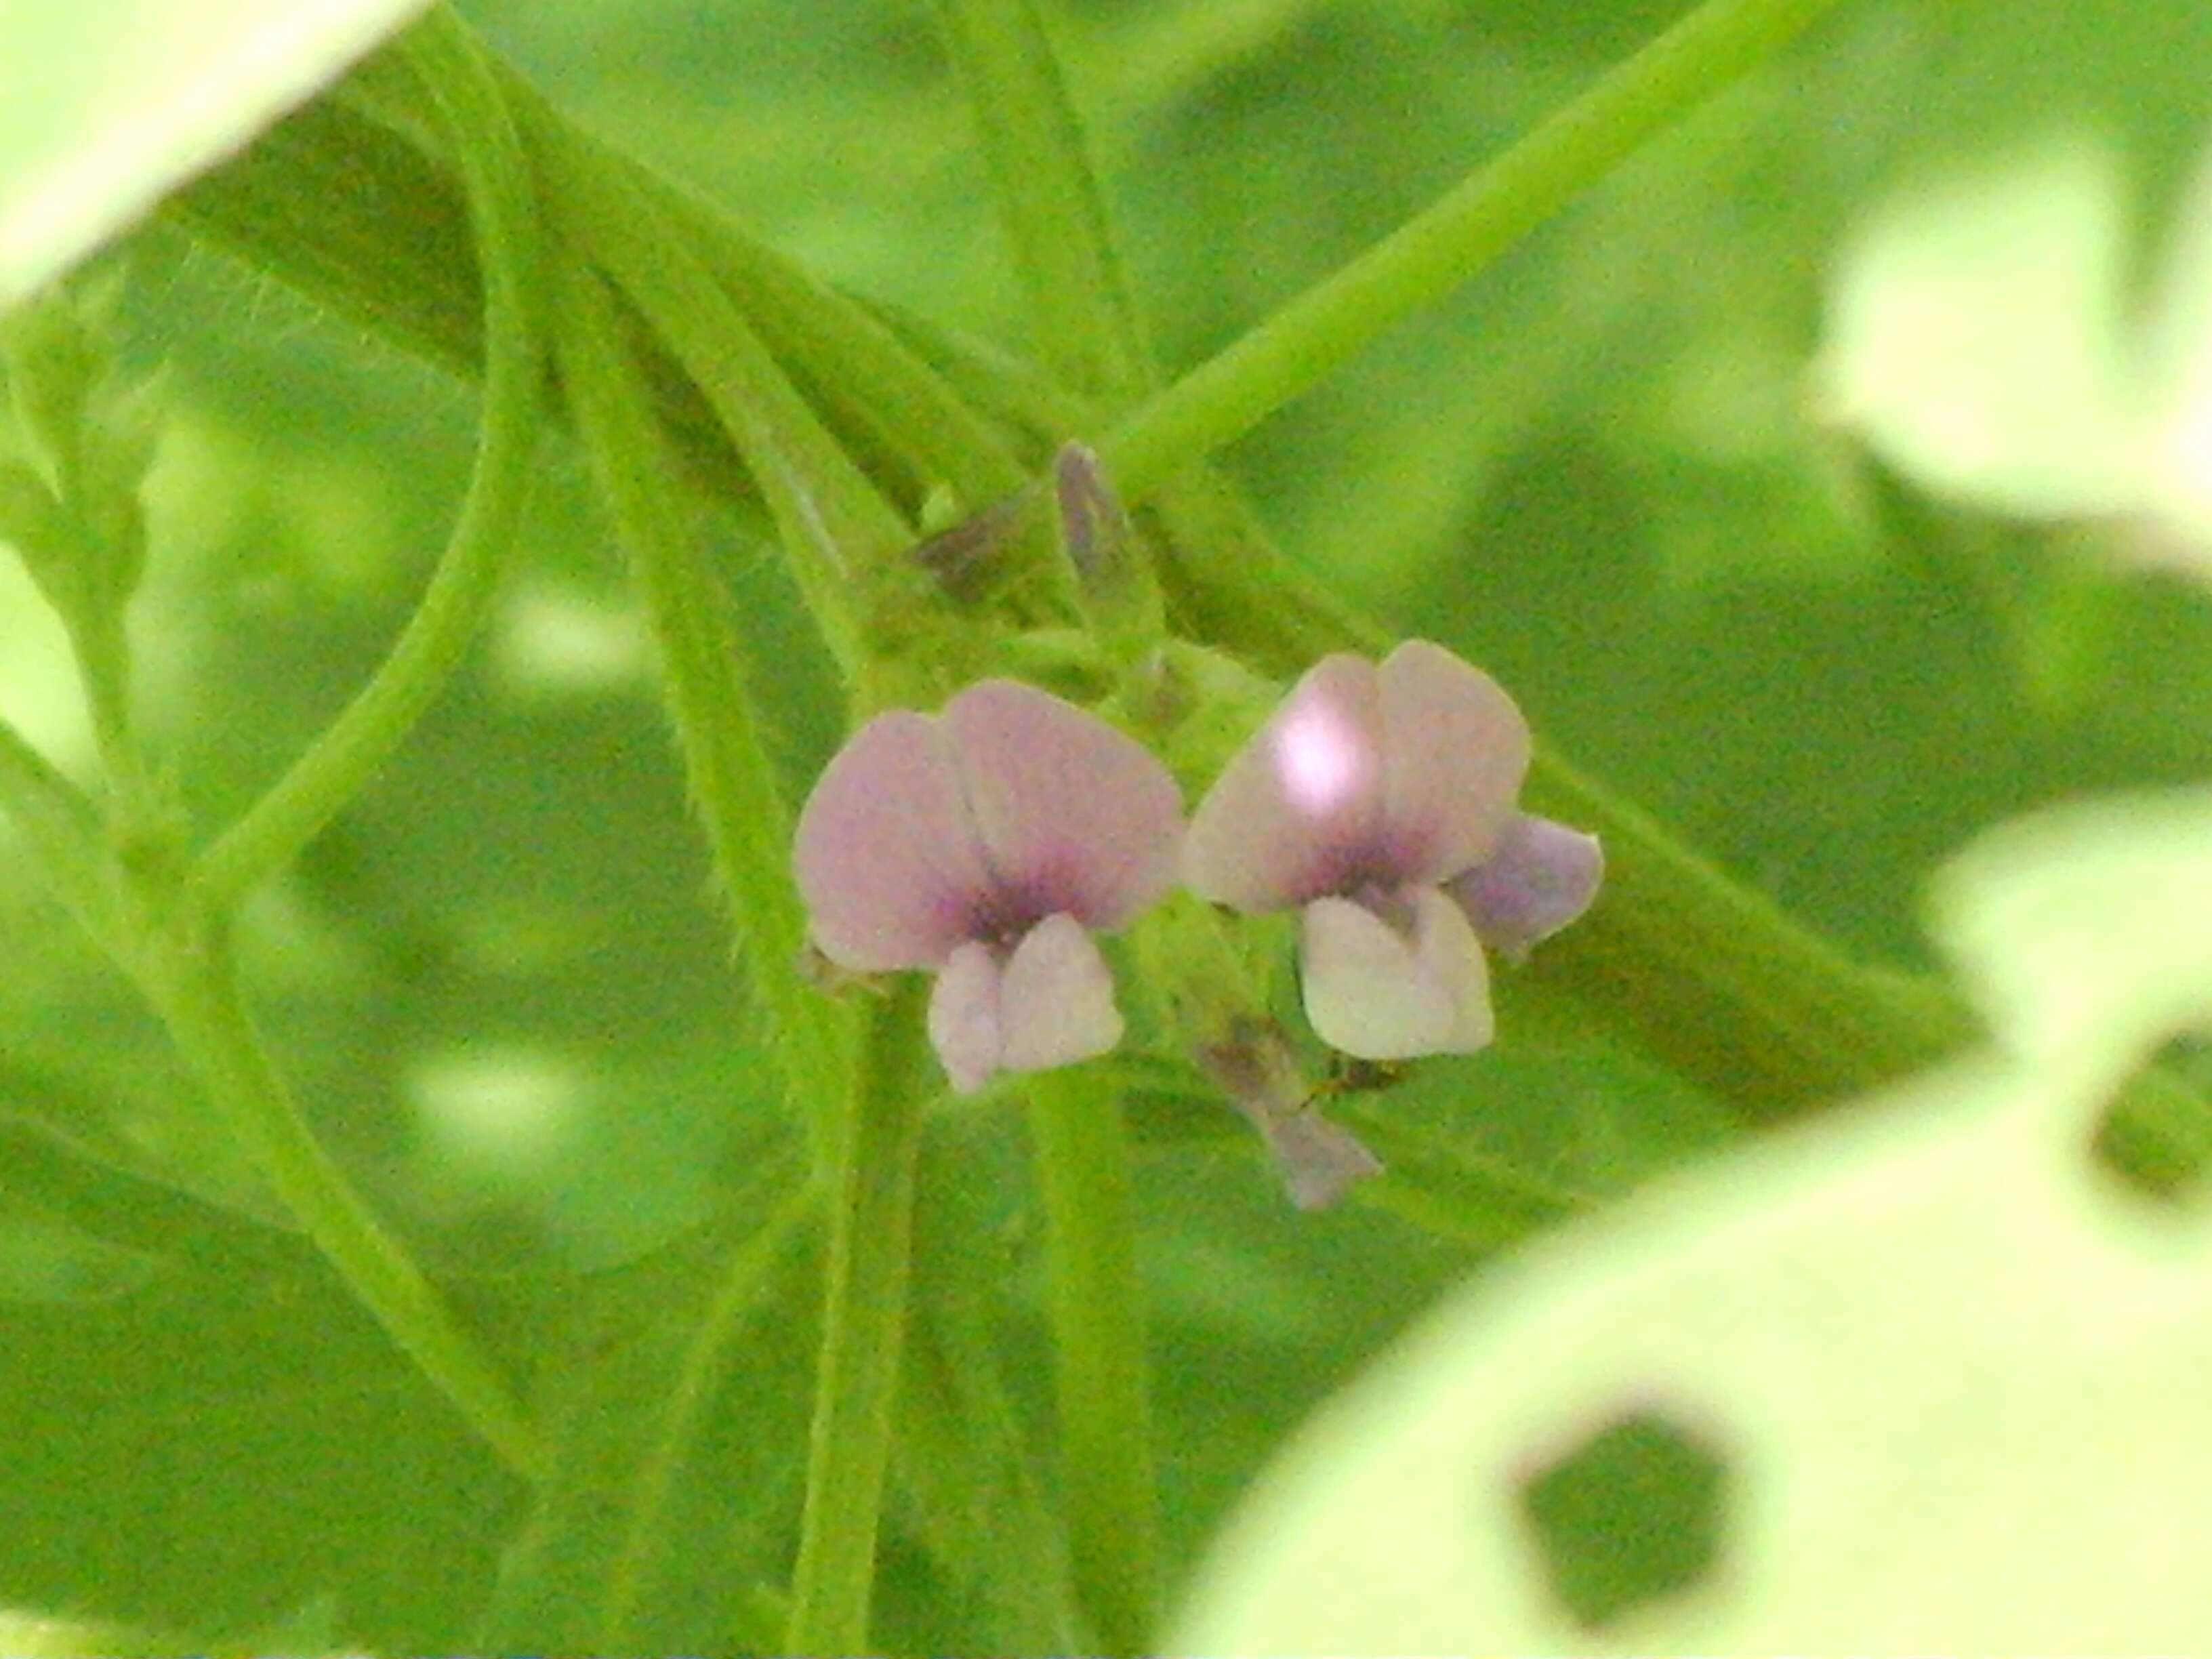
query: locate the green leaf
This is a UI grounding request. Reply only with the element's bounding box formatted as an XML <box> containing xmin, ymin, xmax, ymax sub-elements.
<box><xmin>0</xmin><ymin>0</ymin><xmax>435</xmax><ymax>306</ymax></box>
<box><xmin>0</xmin><ymin>1225</ymin><xmax>516</xmax><ymax>1647</ymax></box>
<box><xmin>478</xmin><ymin>1191</ymin><xmax>821</xmax><ymax>1655</ymax></box>
<box><xmin>1818</xmin><ymin>135</ymin><xmax>2144</xmax><ymax>522</ymax></box>
<box><xmin>1934</xmin><ymin>785</ymin><xmax>2212</xmax><ymax>1092</ymax></box>
<box><xmin>0</xmin><ymin>1202</ymin><xmax>163</xmax><ymax>1305</ymax></box>
<box><xmin>1172</xmin><ymin>787</ymin><xmax>2212</xmax><ymax>1652</ymax></box>
<box><xmin>890</xmin><ymin>1122</ymin><xmax>1088</xmax><ymax>1656</ymax></box>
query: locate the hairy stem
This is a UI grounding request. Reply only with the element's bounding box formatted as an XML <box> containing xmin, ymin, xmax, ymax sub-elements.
<box><xmin>1025</xmin><ymin>1071</ymin><xmax>1160</xmax><ymax>1656</ymax></box>
<box><xmin>932</xmin><ymin>0</ymin><xmax>1154</xmax><ymax>404</ymax></box>
<box><xmin>786</xmin><ymin>979</ymin><xmax>933</xmax><ymax>1655</ymax></box>
<box><xmin>137</xmin><ymin>912</ymin><xmax>541</xmax><ymax>1477</ymax></box>
<box><xmin>190</xmin><ymin>7</ymin><xmax>544</xmax><ymax>910</ymax></box>
<box><xmin>554</xmin><ymin>262</ymin><xmax>853</xmax><ymax>1146</ymax></box>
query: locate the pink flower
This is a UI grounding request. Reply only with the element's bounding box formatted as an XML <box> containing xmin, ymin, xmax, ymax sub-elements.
<box><xmin>794</xmin><ymin>679</ymin><xmax>1183</xmax><ymax>1092</ymax></box>
<box><xmin>1182</xmin><ymin>641</ymin><xmax>1599</xmax><ymax>1060</ymax></box>
<box><xmin>1448</xmin><ymin>812</ymin><xmax>1604</xmax><ymax>964</ymax></box>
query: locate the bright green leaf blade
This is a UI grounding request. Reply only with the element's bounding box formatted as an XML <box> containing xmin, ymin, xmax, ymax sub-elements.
<box><xmin>0</xmin><ymin>0</ymin><xmax>432</xmax><ymax>306</ymax></box>
<box><xmin>0</xmin><ymin>1225</ymin><xmax>516</xmax><ymax>1646</ymax></box>
<box><xmin>1173</xmin><ymin>1061</ymin><xmax>2212</xmax><ymax>1652</ymax></box>
<box><xmin>1174</xmin><ymin>787</ymin><xmax>2212</xmax><ymax>1653</ymax></box>
<box><xmin>1934</xmin><ymin>785</ymin><xmax>2212</xmax><ymax>1088</ymax></box>
<box><xmin>1816</xmin><ymin>135</ymin><xmax>2146</xmax><ymax>520</ymax></box>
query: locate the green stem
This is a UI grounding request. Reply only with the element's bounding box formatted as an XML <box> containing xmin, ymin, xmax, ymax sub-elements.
<box><xmin>136</xmin><ymin>915</ymin><xmax>541</xmax><ymax>1477</ymax></box>
<box><xmin>108</xmin><ymin>0</ymin><xmax>549</xmax><ymax>1486</ymax></box>
<box><xmin>933</xmin><ymin>0</ymin><xmax>1155</xmax><ymax>404</ymax></box>
<box><xmin>190</xmin><ymin>7</ymin><xmax>544</xmax><ymax>911</ymax></box>
<box><xmin>553</xmin><ymin>262</ymin><xmax>853</xmax><ymax>1145</ymax></box>
<box><xmin>1025</xmin><ymin>1070</ymin><xmax>1160</xmax><ymax>1656</ymax></box>
<box><xmin>487</xmin><ymin>66</ymin><xmax>1033</xmax><ymax>521</ymax></box>
<box><xmin>786</xmin><ymin>979</ymin><xmax>933</xmax><ymax>1656</ymax></box>
<box><xmin>529</xmin><ymin>108</ymin><xmax>924</xmax><ymax>697</ymax></box>
<box><xmin>1097</xmin><ymin>0</ymin><xmax>1851</xmax><ymax>498</ymax></box>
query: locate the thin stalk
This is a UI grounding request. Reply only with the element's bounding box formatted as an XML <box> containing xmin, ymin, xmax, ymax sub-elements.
<box><xmin>1097</xmin><ymin>0</ymin><xmax>1851</xmax><ymax>498</ymax></box>
<box><xmin>6</xmin><ymin>12</ymin><xmax>548</xmax><ymax>1480</ymax></box>
<box><xmin>1025</xmin><ymin>1070</ymin><xmax>1159</xmax><ymax>1656</ymax></box>
<box><xmin>136</xmin><ymin>919</ymin><xmax>541</xmax><ymax>1477</ymax></box>
<box><xmin>537</xmin><ymin>125</ymin><xmax>918</xmax><ymax>696</ymax></box>
<box><xmin>785</xmin><ymin>979</ymin><xmax>933</xmax><ymax>1656</ymax></box>
<box><xmin>190</xmin><ymin>7</ymin><xmax>544</xmax><ymax>910</ymax></box>
<box><xmin>932</xmin><ymin>0</ymin><xmax>1155</xmax><ymax>404</ymax></box>
<box><xmin>491</xmin><ymin>66</ymin><xmax>1035</xmax><ymax>520</ymax></box>
<box><xmin>553</xmin><ymin>262</ymin><xmax>853</xmax><ymax>1145</ymax></box>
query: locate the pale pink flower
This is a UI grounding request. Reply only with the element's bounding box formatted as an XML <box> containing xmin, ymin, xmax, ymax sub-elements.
<box><xmin>1448</xmin><ymin>812</ymin><xmax>1604</xmax><ymax>964</ymax></box>
<box><xmin>1183</xmin><ymin>640</ymin><xmax>1599</xmax><ymax>1060</ymax></box>
<box><xmin>794</xmin><ymin>679</ymin><xmax>1183</xmax><ymax>1092</ymax></box>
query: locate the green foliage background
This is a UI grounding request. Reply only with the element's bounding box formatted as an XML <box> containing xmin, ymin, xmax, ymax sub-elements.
<box><xmin>5</xmin><ymin>0</ymin><xmax>2212</xmax><ymax>1651</ymax></box>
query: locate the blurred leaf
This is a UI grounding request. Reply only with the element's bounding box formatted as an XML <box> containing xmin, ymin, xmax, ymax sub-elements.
<box><xmin>0</xmin><ymin>1046</ymin><xmax>290</xmax><ymax>1233</ymax></box>
<box><xmin>888</xmin><ymin>1125</ymin><xmax>1086</xmax><ymax>1656</ymax></box>
<box><xmin>0</xmin><ymin>1607</ymin><xmax>194</xmax><ymax>1658</ymax></box>
<box><xmin>1818</xmin><ymin>123</ymin><xmax>2212</xmax><ymax>575</ymax></box>
<box><xmin>478</xmin><ymin>1192</ymin><xmax>821</xmax><ymax>1655</ymax></box>
<box><xmin>1172</xmin><ymin>785</ymin><xmax>2212</xmax><ymax>1652</ymax></box>
<box><xmin>2143</xmin><ymin>140</ymin><xmax>2212</xmax><ymax>554</ymax></box>
<box><xmin>0</xmin><ymin>1201</ymin><xmax>164</xmax><ymax>1306</ymax></box>
<box><xmin>1818</xmin><ymin>135</ymin><xmax>2144</xmax><ymax>521</ymax></box>
<box><xmin>0</xmin><ymin>0</ymin><xmax>433</xmax><ymax>306</ymax></box>
<box><xmin>0</xmin><ymin>1225</ymin><xmax>517</xmax><ymax>1649</ymax></box>
<box><xmin>1933</xmin><ymin>785</ymin><xmax>2212</xmax><ymax>1088</ymax></box>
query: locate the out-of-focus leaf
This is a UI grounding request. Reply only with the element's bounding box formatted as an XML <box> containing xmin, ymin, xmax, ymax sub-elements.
<box><xmin>0</xmin><ymin>1607</ymin><xmax>192</xmax><ymax>1657</ymax></box>
<box><xmin>886</xmin><ymin>1124</ymin><xmax>1086</xmax><ymax>1656</ymax></box>
<box><xmin>2144</xmin><ymin>141</ymin><xmax>2212</xmax><ymax>552</ymax></box>
<box><xmin>0</xmin><ymin>1224</ymin><xmax>517</xmax><ymax>1649</ymax></box>
<box><xmin>477</xmin><ymin>1193</ymin><xmax>820</xmax><ymax>1655</ymax></box>
<box><xmin>0</xmin><ymin>0</ymin><xmax>433</xmax><ymax>306</ymax></box>
<box><xmin>1172</xmin><ymin>785</ymin><xmax>2212</xmax><ymax>1652</ymax></box>
<box><xmin>0</xmin><ymin>1201</ymin><xmax>163</xmax><ymax>1305</ymax></box>
<box><xmin>1933</xmin><ymin>785</ymin><xmax>2212</xmax><ymax>1091</ymax></box>
<box><xmin>1818</xmin><ymin>125</ymin><xmax>2212</xmax><ymax>575</ymax></box>
<box><xmin>0</xmin><ymin>1047</ymin><xmax>290</xmax><ymax>1232</ymax></box>
<box><xmin>1818</xmin><ymin>136</ymin><xmax>2144</xmax><ymax>522</ymax></box>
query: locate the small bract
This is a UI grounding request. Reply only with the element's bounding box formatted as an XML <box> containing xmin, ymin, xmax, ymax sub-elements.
<box><xmin>1183</xmin><ymin>640</ymin><xmax>1600</xmax><ymax>1060</ymax></box>
<box><xmin>794</xmin><ymin>678</ymin><xmax>1183</xmax><ymax>1092</ymax></box>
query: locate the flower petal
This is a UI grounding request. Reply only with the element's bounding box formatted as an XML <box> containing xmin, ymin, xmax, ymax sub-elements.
<box><xmin>794</xmin><ymin>710</ymin><xmax>992</xmax><ymax>970</ymax></box>
<box><xmin>928</xmin><ymin>940</ymin><xmax>1004</xmax><ymax>1094</ymax></box>
<box><xmin>1183</xmin><ymin>654</ymin><xmax>1387</xmax><ymax>911</ymax></box>
<box><xmin>942</xmin><ymin>680</ymin><xmax>1184</xmax><ymax>930</ymax></box>
<box><xmin>997</xmin><ymin>912</ymin><xmax>1124</xmax><ymax>1075</ymax></box>
<box><xmin>1376</xmin><ymin>640</ymin><xmax>1530</xmax><ymax>883</ymax></box>
<box><xmin>1299</xmin><ymin>886</ymin><xmax>1493</xmax><ymax>1059</ymax></box>
<box><xmin>1447</xmin><ymin>814</ymin><xmax>1603</xmax><ymax>962</ymax></box>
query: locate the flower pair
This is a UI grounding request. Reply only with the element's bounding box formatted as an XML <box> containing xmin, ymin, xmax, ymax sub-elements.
<box><xmin>793</xmin><ymin>642</ymin><xmax>1600</xmax><ymax>1093</ymax></box>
